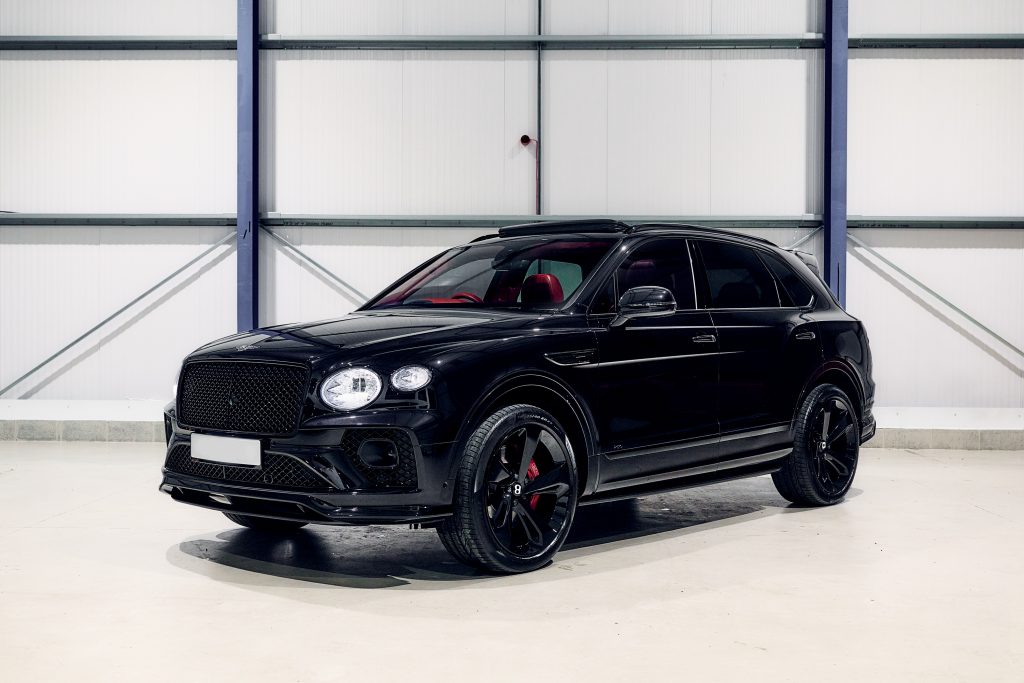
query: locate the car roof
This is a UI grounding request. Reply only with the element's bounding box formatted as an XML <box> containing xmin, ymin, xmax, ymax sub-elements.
<box><xmin>471</xmin><ymin>219</ymin><xmax>779</xmax><ymax>249</ymax></box>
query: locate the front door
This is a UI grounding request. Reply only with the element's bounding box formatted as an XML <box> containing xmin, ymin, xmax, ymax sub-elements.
<box><xmin>587</xmin><ymin>237</ymin><xmax>720</xmax><ymax>487</ymax></box>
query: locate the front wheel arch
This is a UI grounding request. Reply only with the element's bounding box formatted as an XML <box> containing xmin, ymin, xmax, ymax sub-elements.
<box><xmin>452</xmin><ymin>372</ymin><xmax>598</xmax><ymax>497</ymax></box>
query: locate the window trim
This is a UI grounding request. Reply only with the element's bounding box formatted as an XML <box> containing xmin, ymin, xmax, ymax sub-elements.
<box><xmin>691</xmin><ymin>238</ymin><xmax>817</xmax><ymax>312</ymax></box>
<box><xmin>584</xmin><ymin>235</ymin><xmax>701</xmax><ymax>316</ymax></box>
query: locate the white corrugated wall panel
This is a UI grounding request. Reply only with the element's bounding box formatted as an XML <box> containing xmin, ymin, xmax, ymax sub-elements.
<box><xmin>846</xmin><ymin>229</ymin><xmax>1024</xmax><ymax>409</ymax></box>
<box><xmin>260</xmin><ymin>227</ymin><xmax>492</xmax><ymax>326</ymax></box>
<box><xmin>264</xmin><ymin>51</ymin><xmax>536</xmax><ymax>215</ymax></box>
<box><xmin>0</xmin><ymin>0</ymin><xmax>236</xmax><ymax>36</ymax></box>
<box><xmin>0</xmin><ymin>227</ymin><xmax>236</xmax><ymax>400</ymax></box>
<box><xmin>263</xmin><ymin>0</ymin><xmax>536</xmax><ymax>35</ymax></box>
<box><xmin>848</xmin><ymin>50</ymin><xmax>1024</xmax><ymax>216</ymax></box>
<box><xmin>544</xmin><ymin>50</ymin><xmax>821</xmax><ymax>215</ymax></box>
<box><xmin>0</xmin><ymin>52</ymin><xmax>236</xmax><ymax>213</ymax></box>
<box><xmin>851</xmin><ymin>0</ymin><xmax>1024</xmax><ymax>35</ymax></box>
<box><xmin>545</xmin><ymin>0</ymin><xmax>821</xmax><ymax>35</ymax></box>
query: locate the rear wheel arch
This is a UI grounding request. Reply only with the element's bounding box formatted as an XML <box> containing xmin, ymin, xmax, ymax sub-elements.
<box><xmin>455</xmin><ymin>372</ymin><xmax>598</xmax><ymax>496</ymax></box>
<box><xmin>797</xmin><ymin>362</ymin><xmax>865</xmax><ymax>426</ymax></box>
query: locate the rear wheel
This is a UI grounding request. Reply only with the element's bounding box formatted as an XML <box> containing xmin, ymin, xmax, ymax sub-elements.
<box><xmin>773</xmin><ymin>384</ymin><xmax>860</xmax><ymax>506</ymax></box>
<box><xmin>438</xmin><ymin>404</ymin><xmax>578</xmax><ymax>574</ymax></box>
<box><xmin>223</xmin><ymin>512</ymin><xmax>308</xmax><ymax>532</ymax></box>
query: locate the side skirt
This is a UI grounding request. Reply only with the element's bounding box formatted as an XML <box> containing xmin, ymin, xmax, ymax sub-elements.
<box><xmin>580</xmin><ymin>448</ymin><xmax>790</xmax><ymax>506</ymax></box>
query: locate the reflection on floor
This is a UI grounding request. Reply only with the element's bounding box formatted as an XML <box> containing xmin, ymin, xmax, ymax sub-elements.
<box><xmin>1</xmin><ymin>442</ymin><xmax>1021</xmax><ymax>681</ymax></box>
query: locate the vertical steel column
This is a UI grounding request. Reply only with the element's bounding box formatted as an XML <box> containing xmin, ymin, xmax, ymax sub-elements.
<box><xmin>536</xmin><ymin>0</ymin><xmax>543</xmax><ymax>215</ymax></box>
<box><xmin>824</xmin><ymin>0</ymin><xmax>848</xmax><ymax>305</ymax></box>
<box><xmin>236</xmin><ymin>0</ymin><xmax>260</xmax><ymax>331</ymax></box>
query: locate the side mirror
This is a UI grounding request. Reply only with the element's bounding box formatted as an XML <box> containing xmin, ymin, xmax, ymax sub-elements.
<box><xmin>610</xmin><ymin>286</ymin><xmax>676</xmax><ymax>328</ymax></box>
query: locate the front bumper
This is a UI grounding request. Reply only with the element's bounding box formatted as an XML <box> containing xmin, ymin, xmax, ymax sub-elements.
<box><xmin>159</xmin><ymin>410</ymin><xmax>457</xmax><ymax>526</ymax></box>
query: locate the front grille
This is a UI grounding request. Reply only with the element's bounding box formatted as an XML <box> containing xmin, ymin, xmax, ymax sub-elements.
<box><xmin>340</xmin><ymin>428</ymin><xmax>418</xmax><ymax>489</ymax></box>
<box><xmin>177</xmin><ymin>361</ymin><xmax>309</xmax><ymax>435</ymax></box>
<box><xmin>164</xmin><ymin>443</ymin><xmax>330</xmax><ymax>490</ymax></box>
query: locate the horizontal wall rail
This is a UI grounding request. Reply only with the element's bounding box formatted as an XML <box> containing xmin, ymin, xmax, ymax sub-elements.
<box><xmin>4</xmin><ymin>34</ymin><xmax>1021</xmax><ymax>52</ymax></box>
<box><xmin>849</xmin><ymin>34</ymin><xmax>1024</xmax><ymax>49</ymax></box>
<box><xmin>260</xmin><ymin>34</ymin><xmax>824</xmax><ymax>50</ymax></box>
<box><xmin>261</xmin><ymin>214</ymin><xmax>823</xmax><ymax>229</ymax></box>
<box><xmin>0</xmin><ymin>214</ymin><xmax>236</xmax><ymax>227</ymax></box>
<box><xmin>0</xmin><ymin>36</ymin><xmax>236</xmax><ymax>50</ymax></box>
<box><xmin>849</xmin><ymin>217</ymin><xmax>1024</xmax><ymax>229</ymax></box>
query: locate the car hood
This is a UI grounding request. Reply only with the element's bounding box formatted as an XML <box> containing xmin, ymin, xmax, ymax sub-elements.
<box><xmin>189</xmin><ymin>310</ymin><xmax>516</xmax><ymax>363</ymax></box>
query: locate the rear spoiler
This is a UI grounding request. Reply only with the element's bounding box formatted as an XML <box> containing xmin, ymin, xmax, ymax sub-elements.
<box><xmin>786</xmin><ymin>249</ymin><xmax>820</xmax><ymax>277</ymax></box>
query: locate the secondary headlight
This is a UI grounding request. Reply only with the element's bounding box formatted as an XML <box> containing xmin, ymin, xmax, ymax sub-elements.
<box><xmin>390</xmin><ymin>365</ymin><xmax>432</xmax><ymax>392</ymax></box>
<box><xmin>320</xmin><ymin>368</ymin><xmax>382</xmax><ymax>411</ymax></box>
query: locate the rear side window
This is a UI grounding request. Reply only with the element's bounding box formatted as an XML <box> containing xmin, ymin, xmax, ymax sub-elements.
<box><xmin>761</xmin><ymin>252</ymin><xmax>815</xmax><ymax>307</ymax></box>
<box><xmin>696</xmin><ymin>240</ymin><xmax>780</xmax><ymax>309</ymax></box>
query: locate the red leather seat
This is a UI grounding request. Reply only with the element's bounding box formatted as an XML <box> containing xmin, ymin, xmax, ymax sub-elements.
<box><xmin>520</xmin><ymin>273</ymin><xmax>564</xmax><ymax>304</ymax></box>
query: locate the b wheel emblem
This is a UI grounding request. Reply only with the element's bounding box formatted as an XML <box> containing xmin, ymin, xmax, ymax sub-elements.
<box><xmin>512</xmin><ymin>483</ymin><xmax>523</xmax><ymax>496</ymax></box>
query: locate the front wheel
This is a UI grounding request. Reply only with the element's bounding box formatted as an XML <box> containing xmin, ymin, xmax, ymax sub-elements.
<box><xmin>773</xmin><ymin>384</ymin><xmax>860</xmax><ymax>506</ymax></box>
<box><xmin>438</xmin><ymin>404</ymin><xmax>579</xmax><ymax>574</ymax></box>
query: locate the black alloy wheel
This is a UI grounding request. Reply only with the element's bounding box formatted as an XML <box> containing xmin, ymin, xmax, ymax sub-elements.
<box><xmin>438</xmin><ymin>404</ymin><xmax>579</xmax><ymax>573</ymax></box>
<box><xmin>773</xmin><ymin>384</ymin><xmax>860</xmax><ymax>506</ymax></box>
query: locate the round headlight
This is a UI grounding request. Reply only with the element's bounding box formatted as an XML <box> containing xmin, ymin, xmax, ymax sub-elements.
<box><xmin>320</xmin><ymin>368</ymin><xmax>382</xmax><ymax>411</ymax></box>
<box><xmin>390</xmin><ymin>365</ymin><xmax>432</xmax><ymax>392</ymax></box>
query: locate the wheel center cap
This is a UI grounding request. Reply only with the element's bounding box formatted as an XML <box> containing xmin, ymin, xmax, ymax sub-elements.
<box><xmin>511</xmin><ymin>482</ymin><xmax>523</xmax><ymax>497</ymax></box>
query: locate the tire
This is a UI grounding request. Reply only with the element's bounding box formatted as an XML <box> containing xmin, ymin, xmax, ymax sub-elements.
<box><xmin>437</xmin><ymin>404</ymin><xmax>579</xmax><ymax>574</ymax></box>
<box><xmin>772</xmin><ymin>384</ymin><xmax>861</xmax><ymax>506</ymax></box>
<box><xmin>223</xmin><ymin>512</ymin><xmax>308</xmax><ymax>532</ymax></box>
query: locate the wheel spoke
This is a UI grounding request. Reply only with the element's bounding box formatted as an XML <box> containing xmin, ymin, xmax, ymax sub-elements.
<box><xmin>514</xmin><ymin>501</ymin><xmax>544</xmax><ymax>547</ymax></box>
<box><xmin>516</xmin><ymin>426</ymin><xmax>540</xmax><ymax>484</ymax></box>
<box><xmin>823</xmin><ymin>454</ymin><xmax>849</xmax><ymax>478</ymax></box>
<box><xmin>522</xmin><ymin>463</ymin><xmax>570</xmax><ymax>498</ymax></box>
<box><xmin>826</xmin><ymin>412</ymin><xmax>852</xmax><ymax>445</ymax></box>
<box><xmin>820</xmin><ymin>405</ymin><xmax>831</xmax><ymax>441</ymax></box>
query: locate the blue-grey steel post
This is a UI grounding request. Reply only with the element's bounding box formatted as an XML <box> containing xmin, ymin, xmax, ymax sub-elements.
<box><xmin>237</xmin><ymin>0</ymin><xmax>259</xmax><ymax>331</ymax></box>
<box><xmin>824</xmin><ymin>0</ymin><xmax>848</xmax><ymax>305</ymax></box>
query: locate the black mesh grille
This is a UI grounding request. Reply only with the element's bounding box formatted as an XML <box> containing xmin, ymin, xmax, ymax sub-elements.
<box><xmin>164</xmin><ymin>443</ymin><xmax>330</xmax><ymax>490</ymax></box>
<box><xmin>177</xmin><ymin>361</ymin><xmax>309</xmax><ymax>436</ymax></box>
<box><xmin>340</xmin><ymin>428</ymin><xmax>418</xmax><ymax>489</ymax></box>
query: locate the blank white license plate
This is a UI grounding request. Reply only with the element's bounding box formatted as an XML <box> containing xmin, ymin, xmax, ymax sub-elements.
<box><xmin>191</xmin><ymin>433</ymin><xmax>261</xmax><ymax>467</ymax></box>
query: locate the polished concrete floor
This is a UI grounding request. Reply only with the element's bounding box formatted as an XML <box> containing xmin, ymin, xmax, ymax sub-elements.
<box><xmin>0</xmin><ymin>443</ymin><xmax>1021</xmax><ymax>682</ymax></box>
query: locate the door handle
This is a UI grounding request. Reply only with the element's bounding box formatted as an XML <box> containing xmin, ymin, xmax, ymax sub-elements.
<box><xmin>692</xmin><ymin>334</ymin><xmax>716</xmax><ymax>344</ymax></box>
<box><xmin>795</xmin><ymin>331</ymin><xmax>816</xmax><ymax>341</ymax></box>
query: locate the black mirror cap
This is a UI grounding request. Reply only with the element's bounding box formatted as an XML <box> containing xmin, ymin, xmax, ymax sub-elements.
<box><xmin>611</xmin><ymin>286</ymin><xmax>676</xmax><ymax>327</ymax></box>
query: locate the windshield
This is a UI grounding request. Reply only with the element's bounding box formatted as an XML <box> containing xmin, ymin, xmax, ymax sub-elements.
<box><xmin>367</xmin><ymin>236</ymin><xmax>619</xmax><ymax>310</ymax></box>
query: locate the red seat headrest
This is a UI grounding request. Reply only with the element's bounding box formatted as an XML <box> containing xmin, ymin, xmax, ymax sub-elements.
<box><xmin>520</xmin><ymin>273</ymin><xmax>564</xmax><ymax>305</ymax></box>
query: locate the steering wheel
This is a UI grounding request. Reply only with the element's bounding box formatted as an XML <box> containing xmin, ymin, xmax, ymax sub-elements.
<box><xmin>451</xmin><ymin>292</ymin><xmax>483</xmax><ymax>303</ymax></box>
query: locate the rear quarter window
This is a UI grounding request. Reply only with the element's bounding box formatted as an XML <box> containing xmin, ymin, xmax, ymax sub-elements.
<box><xmin>761</xmin><ymin>252</ymin><xmax>815</xmax><ymax>307</ymax></box>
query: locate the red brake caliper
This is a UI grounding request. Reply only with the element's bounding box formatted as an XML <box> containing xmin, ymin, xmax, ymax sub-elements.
<box><xmin>526</xmin><ymin>460</ymin><xmax>541</xmax><ymax>510</ymax></box>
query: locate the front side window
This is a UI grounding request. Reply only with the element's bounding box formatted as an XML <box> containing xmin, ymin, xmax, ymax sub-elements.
<box><xmin>696</xmin><ymin>240</ymin><xmax>780</xmax><ymax>309</ymax></box>
<box><xmin>590</xmin><ymin>238</ymin><xmax>697</xmax><ymax>314</ymax></box>
<box><xmin>367</xmin><ymin>237</ymin><xmax>617</xmax><ymax>310</ymax></box>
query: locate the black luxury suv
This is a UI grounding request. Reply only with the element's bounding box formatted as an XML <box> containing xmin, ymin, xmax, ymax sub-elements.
<box><xmin>161</xmin><ymin>220</ymin><xmax>875</xmax><ymax>573</ymax></box>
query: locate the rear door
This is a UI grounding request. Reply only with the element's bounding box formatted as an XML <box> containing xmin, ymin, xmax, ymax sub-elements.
<box><xmin>692</xmin><ymin>239</ymin><xmax>822</xmax><ymax>455</ymax></box>
<box><xmin>587</xmin><ymin>237</ymin><xmax>719</xmax><ymax>487</ymax></box>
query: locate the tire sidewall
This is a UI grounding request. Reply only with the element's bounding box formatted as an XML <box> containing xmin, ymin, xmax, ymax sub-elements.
<box><xmin>794</xmin><ymin>384</ymin><xmax>860</xmax><ymax>504</ymax></box>
<box><xmin>464</xmin><ymin>405</ymin><xmax>578</xmax><ymax>572</ymax></box>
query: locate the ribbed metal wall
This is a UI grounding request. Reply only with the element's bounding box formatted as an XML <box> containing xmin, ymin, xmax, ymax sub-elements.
<box><xmin>0</xmin><ymin>0</ymin><xmax>236</xmax><ymax>35</ymax></box>
<box><xmin>261</xmin><ymin>50</ymin><xmax>536</xmax><ymax>215</ymax></box>
<box><xmin>0</xmin><ymin>51</ymin><xmax>236</xmax><ymax>213</ymax></box>
<box><xmin>545</xmin><ymin>0</ymin><xmax>821</xmax><ymax>34</ymax></box>
<box><xmin>544</xmin><ymin>49</ymin><xmax>822</xmax><ymax>215</ymax></box>
<box><xmin>0</xmin><ymin>227</ymin><xmax>235</xmax><ymax>400</ymax></box>
<box><xmin>849</xmin><ymin>50</ymin><xmax>1024</xmax><ymax>216</ymax></box>
<box><xmin>850</xmin><ymin>0</ymin><xmax>1024</xmax><ymax>34</ymax></box>
<box><xmin>262</xmin><ymin>0</ymin><xmax>536</xmax><ymax>35</ymax></box>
